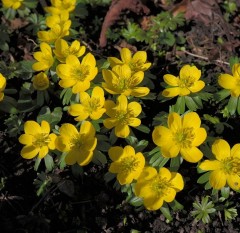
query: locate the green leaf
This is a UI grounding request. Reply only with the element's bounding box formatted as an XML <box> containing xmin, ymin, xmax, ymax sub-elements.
<box><xmin>104</xmin><ymin>172</ymin><xmax>116</xmax><ymax>183</ymax></box>
<box><xmin>92</xmin><ymin>150</ymin><xmax>107</xmax><ymax>165</ymax></box>
<box><xmin>0</xmin><ymin>96</ymin><xmax>18</xmax><ymax>114</ymax></box>
<box><xmin>135</xmin><ymin>140</ymin><xmax>149</xmax><ymax>152</ymax></box>
<box><xmin>60</xmin><ymin>88</ymin><xmax>73</xmax><ymax>105</ymax></box>
<box><xmin>170</xmin><ymin>156</ymin><xmax>181</xmax><ymax>172</ymax></box>
<box><xmin>169</xmin><ymin>199</ymin><xmax>184</xmax><ymax>211</ymax></box>
<box><xmin>71</xmin><ymin>163</ymin><xmax>83</xmax><ymax>178</ymax></box>
<box><xmin>185</xmin><ymin>96</ymin><xmax>198</xmax><ymax>111</ymax></box>
<box><xmin>37</xmin><ymin>90</ymin><xmax>44</xmax><ymax>106</ymax></box>
<box><xmin>173</xmin><ymin>96</ymin><xmax>185</xmax><ymax>114</ymax></box>
<box><xmin>214</xmin><ymin>89</ymin><xmax>230</xmax><ymax>102</ymax></box>
<box><xmin>44</xmin><ymin>154</ymin><xmax>54</xmax><ymax>171</ymax></box>
<box><xmin>160</xmin><ymin>203</ymin><xmax>173</xmax><ymax>222</ymax></box>
<box><xmin>135</xmin><ymin>124</ymin><xmax>150</xmax><ymax>134</ymax></box>
<box><xmin>237</xmin><ymin>97</ymin><xmax>240</xmax><ymax>115</ymax></box>
<box><xmin>34</xmin><ymin>157</ymin><xmax>42</xmax><ymax>171</ymax></box>
<box><xmin>197</xmin><ymin>172</ymin><xmax>210</xmax><ymax>184</ymax></box>
<box><xmin>221</xmin><ymin>187</ymin><xmax>230</xmax><ymax>199</ymax></box>
<box><xmin>227</xmin><ymin>96</ymin><xmax>238</xmax><ymax>115</ymax></box>
<box><xmin>129</xmin><ymin>196</ymin><xmax>143</xmax><ymax>207</ymax></box>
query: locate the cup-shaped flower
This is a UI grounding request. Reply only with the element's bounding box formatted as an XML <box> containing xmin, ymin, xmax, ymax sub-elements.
<box><xmin>32</xmin><ymin>42</ymin><xmax>54</xmax><ymax>71</ymax></box>
<box><xmin>218</xmin><ymin>63</ymin><xmax>240</xmax><ymax>97</ymax></box>
<box><xmin>108</xmin><ymin>48</ymin><xmax>151</xmax><ymax>73</ymax></box>
<box><xmin>32</xmin><ymin>72</ymin><xmax>50</xmax><ymax>91</ymax></box>
<box><xmin>45</xmin><ymin>0</ymin><xmax>76</xmax><ymax>15</ymax></box>
<box><xmin>103</xmin><ymin>94</ymin><xmax>142</xmax><ymax>138</ymax></box>
<box><xmin>38</xmin><ymin>13</ymin><xmax>71</xmax><ymax>43</ymax></box>
<box><xmin>108</xmin><ymin>145</ymin><xmax>145</xmax><ymax>185</ymax></box>
<box><xmin>19</xmin><ymin>121</ymin><xmax>57</xmax><ymax>159</ymax></box>
<box><xmin>135</xmin><ymin>167</ymin><xmax>184</xmax><ymax>210</ymax></box>
<box><xmin>68</xmin><ymin>86</ymin><xmax>106</xmax><ymax>121</ymax></box>
<box><xmin>56</xmin><ymin>53</ymin><xmax>98</xmax><ymax>93</ymax></box>
<box><xmin>0</xmin><ymin>73</ymin><xmax>6</xmax><ymax>102</ymax></box>
<box><xmin>162</xmin><ymin>65</ymin><xmax>205</xmax><ymax>97</ymax></box>
<box><xmin>55</xmin><ymin>121</ymin><xmax>97</xmax><ymax>166</ymax></box>
<box><xmin>2</xmin><ymin>0</ymin><xmax>23</xmax><ymax>9</ymax></box>
<box><xmin>102</xmin><ymin>64</ymin><xmax>150</xmax><ymax>97</ymax></box>
<box><xmin>53</xmin><ymin>39</ymin><xmax>86</xmax><ymax>63</ymax></box>
<box><xmin>199</xmin><ymin>139</ymin><xmax>240</xmax><ymax>191</ymax></box>
<box><xmin>152</xmin><ymin>112</ymin><xmax>207</xmax><ymax>163</ymax></box>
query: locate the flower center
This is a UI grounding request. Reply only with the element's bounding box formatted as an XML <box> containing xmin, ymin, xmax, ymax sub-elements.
<box><xmin>120</xmin><ymin>156</ymin><xmax>139</xmax><ymax>173</ymax></box>
<box><xmin>151</xmin><ymin>176</ymin><xmax>170</xmax><ymax>197</ymax></box>
<box><xmin>173</xmin><ymin>127</ymin><xmax>195</xmax><ymax>148</ymax></box>
<box><xmin>70</xmin><ymin>134</ymin><xmax>83</xmax><ymax>149</ymax></box>
<box><xmin>33</xmin><ymin>133</ymin><xmax>50</xmax><ymax>147</ymax></box>
<box><xmin>73</xmin><ymin>65</ymin><xmax>90</xmax><ymax>81</ymax></box>
<box><xmin>221</xmin><ymin>157</ymin><xmax>240</xmax><ymax>176</ymax></box>
<box><xmin>178</xmin><ymin>76</ymin><xmax>195</xmax><ymax>88</ymax></box>
<box><xmin>86</xmin><ymin>97</ymin><xmax>101</xmax><ymax>113</ymax></box>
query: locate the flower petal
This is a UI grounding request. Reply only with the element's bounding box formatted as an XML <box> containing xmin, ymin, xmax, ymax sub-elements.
<box><xmin>180</xmin><ymin>147</ymin><xmax>203</xmax><ymax>163</ymax></box>
<box><xmin>120</xmin><ymin>48</ymin><xmax>132</xmax><ymax>63</ymax></box>
<box><xmin>227</xmin><ymin>174</ymin><xmax>240</xmax><ymax>191</ymax></box>
<box><xmin>115</xmin><ymin>124</ymin><xmax>130</xmax><ymax>138</ymax></box>
<box><xmin>192</xmin><ymin>128</ymin><xmax>207</xmax><ymax>146</ymax></box>
<box><xmin>162</xmin><ymin>87</ymin><xmax>180</xmax><ymax>97</ymax></box>
<box><xmin>128</xmin><ymin>102</ymin><xmax>142</xmax><ymax>117</ymax></box>
<box><xmin>209</xmin><ymin>170</ymin><xmax>226</xmax><ymax>189</ymax></box>
<box><xmin>231</xmin><ymin>143</ymin><xmax>240</xmax><ymax>158</ymax></box>
<box><xmin>163</xmin><ymin>74</ymin><xmax>179</xmax><ymax>86</ymax></box>
<box><xmin>199</xmin><ymin>160</ymin><xmax>221</xmax><ymax>171</ymax></box>
<box><xmin>212</xmin><ymin>139</ymin><xmax>230</xmax><ymax>160</ymax></box>
<box><xmin>19</xmin><ymin>134</ymin><xmax>33</xmax><ymax>145</ymax></box>
<box><xmin>38</xmin><ymin>146</ymin><xmax>49</xmax><ymax>159</ymax></box>
<box><xmin>182</xmin><ymin>112</ymin><xmax>201</xmax><ymax>129</ymax></box>
<box><xmin>152</xmin><ymin>126</ymin><xmax>172</xmax><ymax>147</ymax></box>
<box><xmin>170</xmin><ymin>172</ymin><xmax>184</xmax><ymax>191</ymax></box>
<box><xmin>168</xmin><ymin>112</ymin><xmax>182</xmax><ymax>131</ymax></box>
<box><xmin>218</xmin><ymin>74</ymin><xmax>236</xmax><ymax>89</ymax></box>
<box><xmin>108</xmin><ymin>146</ymin><xmax>124</xmax><ymax>161</ymax></box>
<box><xmin>21</xmin><ymin>145</ymin><xmax>39</xmax><ymax>159</ymax></box>
<box><xmin>24</xmin><ymin>121</ymin><xmax>41</xmax><ymax>135</ymax></box>
<box><xmin>41</xmin><ymin>120</ymin><xmax>50</xmax><ymax>134</ymax></box>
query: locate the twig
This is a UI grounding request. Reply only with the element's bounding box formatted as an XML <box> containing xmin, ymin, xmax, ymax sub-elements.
<box><xmin>181</xmin><ymin>49</ymin><xmax>230</xmax><ymax>66</ymax></box>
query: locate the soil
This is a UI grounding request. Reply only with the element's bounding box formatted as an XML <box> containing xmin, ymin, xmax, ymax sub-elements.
<box><xmin>1</xmin><ymin>0</ymin><xmax>240</xmax><ymax>232</ymax></box>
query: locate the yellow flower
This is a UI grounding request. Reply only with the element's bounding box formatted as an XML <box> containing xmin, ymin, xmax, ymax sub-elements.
<box><xmin>55</xmin><ymin>121</ymin><xmax>97</xmax><ymax>166</ymax></box>
<box><xmin>102</xmin><ymin>64</ymin><xmax>150</xmax><ymax>97</ymax></box>
<box><xmin>2</xmin><ymin>0</ymin><xmax>23</xmax><ymax>9</ymax></box>
<box><xmin>56</xmin><ymin>53</ymin><xmax>98</xmax><ymax>93</ymax></box>
<box><xmin>53</xmin><ymin>39</ymin><xmax>86</xmax><ymax>63</ymax></box>
<box><xmin>32</xmin><ymin>72</ymin><xmax>50</xmax><ymax>91</ymax></box>
<box><xmin>162</xmin><ymin>65</ymin><xmax>205</xmax><ymax>97</ymax></box>
<box><xmin>108</xmin><ymin>145</ymin><xmax>145</xmax><ymax>185</ymax></box>
<box><xmin>32</xmin><ymin>42</ymin><xmax>54</xmax><ymax>71</ymax></box>
<box><xmin>218</xmin><ymin>63</ymin><xmax>240</xmax><ymax>97</ymax></box>
<box><xmin>37</xmin><ymin>13</ymin><xmax>71</xmax><ymax>43</ymax></box>
<box><xmin>108</xmin><ymin>47</ymin><xmax>151</xmax><ymax>72</ymax></box>
<box><xmin>0</xmin><ymin>73</ymin><xmax>7</xmax><ymax>102</ymax></box>
<box><xmin>135</xmin><ymin>167</ymin><xmax>184</xmax><ymax>211</ymax></box>
<box><xmin>45</xmin><ymin>0</ymin><xmax>76</xmax><ymax>15</ymax></box>
<box><xmin>199</xmin><ymin>139</ymin><xmax>240</xmax><ymax>191</ymax></box>
<box><xmin>68</xmin><ymin>86</ymin><xmax>106</xmax><ymax>121</ymax></box>
<box><xmin>103</xmin><ymin>94</ymin><xmax>142</xmax><ymax>138</ymax></box>
<box><xmin>152</xmin><ymin>112</ymin><xmax>207</xmax><ymax>163</ymax></box>
<box><xmin>19</xmin><ymin>120</ymin><xmax>57</xmax><ymax>159</ymax></box>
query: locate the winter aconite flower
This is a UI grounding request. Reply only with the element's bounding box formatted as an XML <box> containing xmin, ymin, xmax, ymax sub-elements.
<box><xmin>108</xmin><ymin>47</ymin><xmax>151</xmax><ymax>72</ymax></box>
<box><xmin>108</xmin><ymin>145</ymin><xmax>145</xmax><ymax>185</ymax></box>
<box><xmin>68</xmin><ymin>86</ymin><xmax>106</xmax><ymax>121</ymax></box>
<box><xmin>102</xmin><ymin>64</ymin><xmax>150</xmax><ymax>97</ymax></box>
<box><xmin>2</xmin><ymin>0</ymin><xmax>23</xmax><ymax>9</ymax></box>
<box><xmin>218</xmin><ymin>63</ymin><xmax>240</xmax><ymax>97</ymax></box>
<box><xmin>32</xmin><ymin>72</ymin><xmax>50</xmax><ymax>91</ymax></box>
<box><xmin>45</xmin><ymin>0</ymin><xmax>76</xmax><ymax>15</ymax></box>
<box><xmin>56</xmin><ymin>54</ymin><xmax>98</xmax><ymax>93</ymax></box>
<box><xmin>55</xmin><ymin>121</ymin><xmax>97</xmax><ymax>166</ymax></box>
<box><xmin>0</xmin><ymin>73</ymin><xmax>6</xmax><ymax>102</ymax></box>
<box><xmin>162</xmin><ymin>65</ymin><xmax>205</xmax><ymax>97</ymax></box>
<box><xmin>53</xmin><ymin>39</ymin><xmax>86</xmax><ymax>63</ymax></box>
<box><xmin>135</xmin><ymin>167</ymin><xmax>184</xmax><ymax>210</ymax></box>
<box><xmin>103</xmin><ymin>94</ymin><xmax>142</xmax><ymax>138</ymax></box>
<box><xmin>38</xmin><ymin>12</ymin><xmax>71</xmax><ymax>43</ymax></box>
<box><xmin>199</xmin><ymin>139</ymin><xmax>240</xmax><ymax>191</ymax></box>
<box><xmin>152</xmin><ymin>112</ymin><xmax>207</xmax><ymax>163</ymax></box>
<box><xmin>32</xmin><ymin>42</ymin><xmax>54</xmax><ymax>71</ymax></box>
<box><xmin>19</xmin><ymin>121</ymin><xmax>57</xmax><ymax>159</ymax></box>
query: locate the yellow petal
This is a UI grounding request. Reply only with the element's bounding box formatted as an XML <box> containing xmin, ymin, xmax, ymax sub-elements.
<box><xmin>152</xmin><ymin>126</ymin><xmax>172</xmax><ymax>147</ymax></box>
<box><xmin>38</xmin><ymin>146</ymin><xmax>49</xmax><ymax>159</ymax></box>
<box><xmin>145</xmin><ymin>196</ymin><xmax>164</xmax><ymax>210</ymax></box>
<box><xmin>138</xmin><ymin>167</ymin><xmax>157</xmax><ymax>181</ymax></box>
<box><xmin>131</xmin><ymin>87</ymin><xmax>150</xmax><ymax>97</ymax></box>
<box><xmin>77</xmin><ymin>150</ymin><xmax>93</xmax><ymax>166</ymax></box>
<box><xmin>188</xmin><ymin>80</ymin><xmax>205</xmax><ymax>92</ymax></box>
<box><xmin>128</xmin><ymin>118</ymin><xmax>141</xmax><ymax>127</ymax></box>
<box><xmin>192</xmin><ymin>128</ymin><xmax>207</xmax><ymax>146</ymax></box>
<box><xmin>218</xmin><ymin>74</ymin><xmax>236</xmax><ymax>89</ymax></box>
<box><xmin>227</xmin><ymin>174</ymin><xmax>240</xmax><ymax>191</ymax></box>
<box><xmin>81</xmin><ymin>53</ymin><xmax>96</xmax><ymax>67</ymax></box>
<box><xmin>24</xmin><ymin>121</ymin><xmax>41</xmax><ymax>135</ymax></box>
<box><xmin>19</xmin><ymin>134</ymin><xmax>33</xmax><ymax>145</ymax></box>
<box><xmin>65</xmin><ymin>150</ymin><xmax>77</xmax><ymax>165</ymax></box>
<box><xmin>104</xmin><ymin>100</ymin><xmax>116</xmax><ymax>117</ymax></box>
<box><xmin>108</xmin><ymin>146</ymin><xmax>124</xmax><ymax>161</ymax></box>
<box><xmin>113</xmin><ymin>64</ymin><xmax>131</xmax><ymax>79</ymax></box>
<box><xmin>123</xmin><ymin>145</ymin><xmax>135</xmax><ymax>157</ymax></box>
<box><xmin>117</xmin><ymin>172</ymin><xmax>133</xmax><ymax>185</ymax></box>
<box><xmin>128</xmin><ymin>102</ymin><xmax>142</xmax><ymax>117</ymax></box>
<box><xmin>231</xmin><ymin>143</ymin><xmax>240</xmax><ymax>158</ymax></box>
<box><xmin>168</xmin><ymin>112</ymin><xmax>182</xmax><ymax>131</ymax></box>
<box><xmin>41</xmin><ymin>120</ymin><xmax>50</xmax><ymax>134</ymax></box>
<box><xmin>115</xmin><ymin>124</ymin><xmax>130</xmax><ymax>138</ymax></box>
<box><xmin>158</xmin><ymin>167</ymin><xmax>171</xmax><ymax>180</ymax></box>
<box><xmin>180</xmin><ymin>147</ymin><xmax>203</xmax><ymax>163</ymax></box>
<box><xmin>162</xmin><ymin>144</ymin><xmax>180</xmax><ymax>158</ymax></box>
<box><xmin>120</xmin><ymin>48</ymin><xmax>132</xmax><ymax>63</ymax></box>
<box><xmin>79</xmin><ymin>121</ymin><xmax>95</xmax><ymax>138</ymax></box>
<box><xmin>68</xmin><ymin>104</ymin><xmax>88</xmax><ymax>121</ymax></box>
<box><xmin>209</xmin><ymin>170</ymin><xmax>226</xmax><ymax>189</ymax></box>
<box><xmin>199</xmin><ymin>160</ymin><xmax>221</xmax><ymax>171</ymax></box>
<box><xmin>59</xmin><ymin>123</ymin><xmax>78</xmax><ymax>138</ymax></box>
<box><xmin>21</xmin><ymin>145</ymin><xmax>39</xmax><ymax>159</ymax></box>
<box><xmin>117</xmin><ymin>95</ymin><xmax>128</xmax><ymax>112</ymax></box>
<box><xmin>103</xmin><ymin>118</ymin><xmax>118</xmax><ymax>129</ymax></box>
<box><xmin>162</xmin><ymin>87</ymin><xmax>180</xmax><ymax>97</ymax></box>
<box><xmin>212</xmin><ymin>139</ymin><xmax>230</xmax><ymax>161</ymax></box>
<box><xmin>170</xmin><ymin>172</ymin><xmax>184</xmax><ymax>191</ymax></box>
<box><xmin>48</xmin><ymin>134</ymin><xmax>57</xmax><ymax>150</ymax></box>
<box><xmin>163</xmin><ymin>74</ymin><xmax>178</xmax><ymax>86</ymax></box>
<box><xmin>182</xmin><ymin>112</ymin><xmax>201</xmax><ymax>129</ymax></box>
<box><xmin>72</xmin><ymin>81</ymin><xmax>90</xmax><ymax>93</ymax></box>
<box><xmin>108</xmin><ymin>57</ymin><xmax>123</xmax><ymax>67</ymax></box>
<box><xmin>163</xmin><ymin>188</ymin><xmax>176</xmax><ymax>203</ymax></box>
<box><xmin>179</xmin><ymin>87</ymin><xmax>190</xmax><ymax>96</ymax></box>
<box><xmin>180</xmin><ymin>65</ymin><xmax>201</xmax><ymax>81</ymax></box>
<box><xmin>79</xmin><ymin>91</ymin><xmax>90</xmax><ymax>103</ymax></box>
<box><xmin>66</xmin><ymin>54</ymin><xmax>80</xmax><ymax>66</ymax></box>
